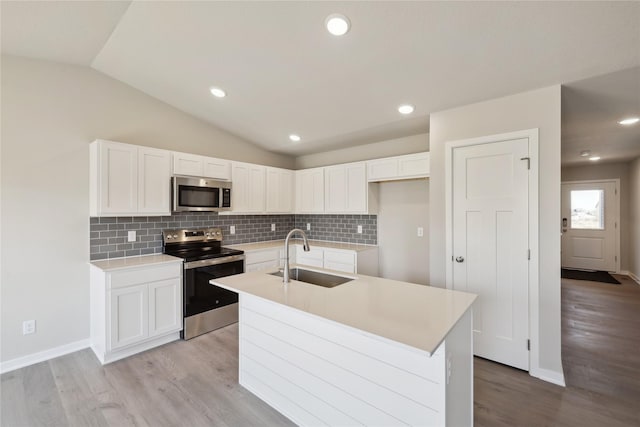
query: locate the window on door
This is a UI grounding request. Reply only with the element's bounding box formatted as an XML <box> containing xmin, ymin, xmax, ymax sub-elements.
<box><xmin>570</xmin><ymin>189</ymin><xmax>604</xmax><ymax>230</ymax></box>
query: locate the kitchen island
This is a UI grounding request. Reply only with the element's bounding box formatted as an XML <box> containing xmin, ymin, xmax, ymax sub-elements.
<box><xmin>211</xmin><ymin>266</ymin><xmax>476</xmax><ymax>426</ymax></box>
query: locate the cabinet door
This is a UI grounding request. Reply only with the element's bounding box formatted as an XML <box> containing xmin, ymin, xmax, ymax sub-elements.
<box><xmin>99</xmin><ymin>141</ymin><xmax>138</xmax><ymax>215</ymax></box>
<box><xmin>148</xmin><ymin>278</ymin><xmax>182</xmax><ymax>337</ymax></box>
<box><xmin>109</xmin><ymin>284</ymin><xmax>148</xmax><ymax>350</ymax></box>
<box><xmin>247</xmin><ymin>164</ymin><xmax>266</xmax><ymax>212</ymax></box>
<box><xmin>296</xmin><ymin>168</ymin><xmax>324</xmax><ymax>213</ymax></box>
<box><xmin>173</xmin><ymin>152</ymin><xmax>204</xmax><ymax>177</ymax></box>
<box><xmin>266</xmin><ymin>168</ymin><xmax>294</xmax><ymax>213</ymax></box>
<box><xmin>398</xmin><ymin>152</ymin><xmax>430</xmax><ymax>178</ymax></box>
<box><xmin>367</xmin><ymin>158</ymin><xmax>398</xmax><ymax>181</ymax></box>
<box><xmin>203</xmin><ymin>157</ymin><xmax>231</xmax><ymax>180</ymax></box>
<box><xmin>231</xmin><ymin>162</ymin><xmax>250</xmax><ymax>212</ymax></box>
<box><xmin>138</xmin><ymin>147</ymin><xmax>171</xmax><ymax>215</ymax></box>
<box><xmin>325</xmin><ymin>166</ymin><xmax>347</xmax><ymax>212</ymax></box>
<box><xmin>345</xmin><ymin>163</ymin><xmax>367</xmax><ymax>212</ymax></box>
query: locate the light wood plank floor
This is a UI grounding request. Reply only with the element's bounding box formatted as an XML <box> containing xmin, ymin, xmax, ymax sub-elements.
<box><xmin>2</xmin><ymin>274</ymin><xmax>639</xmax><ymax>426</ymax></box>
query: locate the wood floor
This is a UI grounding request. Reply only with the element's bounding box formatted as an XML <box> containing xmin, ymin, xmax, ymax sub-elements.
<box><xmin>2</xmin><ymin>274</ymin><xmax>639</xmax><ymax>426</ymax></box>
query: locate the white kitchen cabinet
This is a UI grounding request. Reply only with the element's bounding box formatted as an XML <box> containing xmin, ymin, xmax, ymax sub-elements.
<box><xmin>138</xmin><ymin>147</ymin><xmax>171</xmax><ymax>214</ymax></box>
<box><xmin>367</xmin><ymin>152</ymin><xmax>430</xmax><ymax>182</ymax></box>
<box><xmin>172</xmin><ymin>151</ymin><xmax>231</xmax><ymax>180</ymax></box>
<box><xmin>295</xmin><ymin>246</ymin><xmax>324</xmax><ymax>268</ymax></box>
<box><xmin>294</xmin><ymin>245</ymin><xmax>379</xmax><ymax>276</ymax></box>
<box><xmin>324</xmin><ymin>162</ymin><xmax>371</xmax><ymax>214</ymax></box>
<box><xmin>90</xmin><ymin>258</ymin><xmax>183</xmax><ymax>364</ymax></box>
<box><xmin>245</xmin><ymin>248</ymin><xmax>281</xmax><ymax>272</ymax></box>
<box><xmin>295</xmin><ymin>168</ymin><xmax>325</xmax><ymax>213</ymax></box>
<box><xmin>266</xmin><ymin>167</ymin><xmax>294</xmax><ymax>213</ymax></box>
<box><xmin>90</xmin><ymin>140</ymin><xmax>171</xmax><ymax>217</ymax></box>
<box><xmin>231</xmin><ymin>162</ymin><xmax>266</xmax><ymax>213</ymax></box>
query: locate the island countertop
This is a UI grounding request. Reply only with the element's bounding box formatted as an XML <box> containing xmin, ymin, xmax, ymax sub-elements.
<box><xmin>211</xmin><ymin>266</ymin><xmax>476</xmax><ymax>356</ymax></box>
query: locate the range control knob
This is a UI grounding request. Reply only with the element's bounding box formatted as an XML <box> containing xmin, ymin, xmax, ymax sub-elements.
<box><xmin>166</xmin><ymin>235</ymin><xmax>172</xmax><ymax>239</ymax></box>
<box><xmin>172</xmin><ymin>234</ymin><xmax>178</xmax><ymax>239</ymax></box>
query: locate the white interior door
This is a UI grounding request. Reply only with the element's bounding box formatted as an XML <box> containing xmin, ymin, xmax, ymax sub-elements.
<box><xmin>452</xmin><ymin>137</ymin><xmax>530</xmax><ymax>371</ymax></box>
<box><xmin>561</xmin><ymin>181</ymin><xmax>618</xmax><ymax>272</ymax></box>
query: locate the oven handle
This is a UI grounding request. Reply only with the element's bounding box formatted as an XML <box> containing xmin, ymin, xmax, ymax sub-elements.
<box><xmin>184</xmin><ymin>254</ymin><xmax>245</xmax><ymax>270</ymax></box>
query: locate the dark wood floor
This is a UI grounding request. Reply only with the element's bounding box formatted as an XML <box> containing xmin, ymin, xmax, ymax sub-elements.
<box><xmin>475</xmin><ymin>274</ymin><xmax>640</xmax><ymax>426</ymax></box>
<box><xmin>2</xmin><ymin>274</ymin><xmax>639</xmax><ymax>426</ymax></box>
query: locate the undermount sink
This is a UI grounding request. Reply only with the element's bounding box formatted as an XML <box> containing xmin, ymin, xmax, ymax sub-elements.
<box><xmin>269</xmin><ymin>268</ymin><xmax>353</xmax><ymax>288</ymax></box>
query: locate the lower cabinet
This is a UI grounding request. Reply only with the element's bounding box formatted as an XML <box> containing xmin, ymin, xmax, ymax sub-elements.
<box><xmin>90</xmin><ymin>261</ymin><xmax>183</xmax><ymax>364</ymax></box>
<box><xmin>243</xmin><ymin>244</ymin><xmax>379</xmax><ymax>276</ymax></box>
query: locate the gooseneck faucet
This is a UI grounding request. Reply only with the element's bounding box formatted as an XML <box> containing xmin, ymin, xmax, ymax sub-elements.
<box><xmin>283</xmin><ymin>228</ymin><xmax>310</xmax><ymax>283</ymax></box>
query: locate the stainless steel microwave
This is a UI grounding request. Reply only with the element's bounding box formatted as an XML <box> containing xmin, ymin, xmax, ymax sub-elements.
<box><xmin>172</xmin><ymin>176</ymin><xmax>232</xmax><ymax>212</ymax></box>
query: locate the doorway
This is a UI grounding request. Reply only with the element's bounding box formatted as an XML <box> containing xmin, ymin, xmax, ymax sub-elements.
<box><xmin>561</xmin><ymin>180</ymin><xmax>620</xmax><ymax>273</ymax></box>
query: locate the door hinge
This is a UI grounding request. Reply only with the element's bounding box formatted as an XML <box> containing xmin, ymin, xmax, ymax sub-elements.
<box><xmin>527</xmin><ymin>249</ymin><xmax>531</xmax><ymax>260</ymax></box>
<box><xmin>615</xmin><ymin>188</ymin><xmax>617</xmax><ymax>195</ymax></box>
<box><xmin>615</xmin><ymin>255</ymin><xmax>618</xmax><ymax>262</ymax></box>
<box><xmin>520</xmin><ymin>157</ymin><xmax>531</xmax><ymax>170</ymax></box>
<box><xmin>527</xmin><ymin>339</ymin><xmax>530</xmax><ymax>351</ymax></box>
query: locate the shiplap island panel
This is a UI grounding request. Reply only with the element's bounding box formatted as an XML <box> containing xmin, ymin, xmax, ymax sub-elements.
<box><xmin>212</xmin><ymin>267</ymin><xmax>476</xmax><ymax>426</ymax></box>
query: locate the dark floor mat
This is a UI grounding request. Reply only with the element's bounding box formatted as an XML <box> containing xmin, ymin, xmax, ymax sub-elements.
<box><xmin>561</xmin><ymin>268</ymin><xmax>621</xmax><ymax>284</ymax></box>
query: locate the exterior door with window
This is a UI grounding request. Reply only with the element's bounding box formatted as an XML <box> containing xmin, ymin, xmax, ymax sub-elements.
<box><xmin>561</xmin><ymin>181</ymin><xmax>618</xmax><ymax>272</ymax></box>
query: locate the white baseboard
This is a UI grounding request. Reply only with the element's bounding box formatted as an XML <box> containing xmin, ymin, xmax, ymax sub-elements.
<box><xmin>624</xmin><ymin>271</ymin><xmax>640</xmax><ymax>285</ymax></box>
<box><xmin>0</xmin><ymin>339</ymin><xmax>89</xmax><ymax>374</ymax></box>
<box><xmin>530</xmin><ymin>367</ymin><xmax>566</xmax><ymax>387</ymax></box>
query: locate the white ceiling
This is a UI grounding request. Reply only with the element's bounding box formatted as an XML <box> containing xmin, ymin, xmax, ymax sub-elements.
<box><xmin>2</xmin><ymin>1</ymin><xmax>639</xmax><ymax>159</ymax></box>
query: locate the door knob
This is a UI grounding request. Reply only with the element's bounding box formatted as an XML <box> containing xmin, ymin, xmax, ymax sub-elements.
<box><xmin>455</xmin><ymin>256</ymin><xmax>465</xmax><ymax>263</ymax></box>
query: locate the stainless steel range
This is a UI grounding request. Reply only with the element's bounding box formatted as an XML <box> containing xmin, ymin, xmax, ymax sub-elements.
<box><xmin>162</xmin><ymin>227</ymin><xmax>244</xmax><ymax>340</ymax></box>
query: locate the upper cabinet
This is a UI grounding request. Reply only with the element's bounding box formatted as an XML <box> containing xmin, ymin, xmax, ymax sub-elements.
<box><xmin>367</xmin><ymin>152</ymin><xmax>430</xmax><ymax>182</ymax></box>
<box><xmin>230</xmin><ymin>162</ymin><xmax>266</xmax><ymax>213</ymax></box>
<box><xmin>324</xmin><ymin>162</ymin><xmax>372</xmax><ymax>214</ymax></box>
<box><xmin>90</xmin><ymin>140</ymin><xmax>171</xmax><ymax>217</ymax></box>
<box><xmin>295</xmin><ymin>168</ymin><xmax>325</xmax><ymax>213</ymax></box>
<box><xmin>265</xmin><ymin>167</ymin><xmax>294</xmax><ymax>213</ymax></box>
<box><xmin>172</xmin><ymin>151</ymin><xmax>231</xmax><ymax>180</ymax></box>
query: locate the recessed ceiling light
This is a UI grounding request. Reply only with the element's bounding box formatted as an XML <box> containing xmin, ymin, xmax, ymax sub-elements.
<box><xmin>580</xmin><ymin>150</ymin><xmax>591</xmax><ymax>157</ymax></box>
<box><xmin>209</xmin><ymin>87</ymin><xmax>226</xmax><ymax>98</ymax></box>
<box><xmin>325</xmin><ymin>14</ymin><xmax>350</xmax><ymax>36</ymax></box>
<box><xmin>589</xmin><ymin>156</ymin><xmax>601</xmax><ymax>161</ymax></box>
<box><xmin>618</xmin><ymin>117</ymin><xmax>639</xmax><ymax>125</ymax></box>
<box><xmin>289</xmin><ymin>134</ymin><xmax>301</xmax><ymax>142</ymax></box>
<box><xmin>398</xmin><ymin>104</ymin><xmax>415</xmax><ymax>115</ymax></box>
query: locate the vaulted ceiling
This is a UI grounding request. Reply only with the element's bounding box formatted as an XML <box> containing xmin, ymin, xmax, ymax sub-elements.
<box><xmin>2</xmin><ymin>1</ymin><xmax>639</xmax><ymax>162</ymax></box>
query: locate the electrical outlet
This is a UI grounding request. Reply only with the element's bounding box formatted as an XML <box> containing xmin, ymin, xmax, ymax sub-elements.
<box><xmin>306</xmin><ymin>223</ymin><xmax>311</xmax><ymax>231</ymax></box>
<box><xmin>230</xmin><ymin>225</ymin><xmax>236</xmax><ymax>235</ymax></box>
<box><xmin>127</xmin><ymin>230</ymin><xmax>136</xmax><ymax>242</ymax></box>
<box><xmin>23</xmin><ymin>320</ymin><xmax>36</xmax><ymax>335</ymax></box>
<box><xmin>417</xmin><ymin>227</ymin><xmax>424</xmax><ymax>237</ymax></box>
<box><xmin>357</xmin><ymin>225</ymin><xmax>363</xmax><ymax>234</ymax></box>
<box><xmin>271</xmin><ymin>223</ymin><xmax>276</xmax><ymax>232</ymax></box>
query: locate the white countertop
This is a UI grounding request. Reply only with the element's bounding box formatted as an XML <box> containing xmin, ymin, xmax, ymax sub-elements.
<box><xmin>90</xmin><ymin>254</ymin><xmax>183</xmax><ymax>271</ymax></box>
<box><xmin>227</xmin><ymin>239</ymin><xmax>377</xmax><ymax>253</ymax></box>
<box><xmin>211</xmin><ymin>265</ymin><xmax>476</xmax><ymax>356</ymax></box>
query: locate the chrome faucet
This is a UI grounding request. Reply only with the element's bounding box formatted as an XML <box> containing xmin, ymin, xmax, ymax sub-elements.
<box><xmin>283</xmin><ymin>228</ymin><xmax>310</xmax><ymax>283</ymax></box>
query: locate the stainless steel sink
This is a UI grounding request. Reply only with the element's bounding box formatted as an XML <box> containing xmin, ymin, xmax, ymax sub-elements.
<box><xmin>269</xmin><ymin>268</ymin><xmax>353</xmax><ymax>288</ymax></box>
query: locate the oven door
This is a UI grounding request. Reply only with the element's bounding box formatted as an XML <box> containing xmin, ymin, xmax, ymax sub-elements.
<box><xmin>182</xmin><ymin>258</ymin><xmax>243</xmax><ymax>339</ymax></box>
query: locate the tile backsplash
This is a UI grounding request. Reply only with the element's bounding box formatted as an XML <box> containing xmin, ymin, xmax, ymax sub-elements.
<box><xmin>90</xmin><ymin>212</ymin><xmax>377</xmax><ymax>260</ymax></box>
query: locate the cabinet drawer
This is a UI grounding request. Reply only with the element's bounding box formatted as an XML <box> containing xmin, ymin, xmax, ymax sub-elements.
<box><xmin>245</xmin><ymin>249</ymin><xmax>280</xmax><ymax>265</ymax></box>
<box><xmin>246</xmin><ymin>259</ymin><xmax>279</xmax><ymax>272</ymax></box>
<box><xmin>324</xmin><ymin>261</ymin><xmax>355</xmax><ymax>274</ymax></box>
<box><xmin>108</xmin><ymin>263</ymin><xmax>181</xmax><ymax>289</ymax></box>
<box><xmin>324</xmin><ymin>250</ymin><xmax>355</xmax><ymax>265</ymax></box>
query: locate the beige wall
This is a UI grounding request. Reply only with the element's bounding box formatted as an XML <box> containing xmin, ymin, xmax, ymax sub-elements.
<box><xmin>429</xmin><ymin>86</ymin><xmax>564</xmax><ymax>381</ymax></box>
<box><xmin>562</xmin><ymin>162</ymin><xmax>630</xmax><ymax>271</ymax></box>
<box><xmin>295</xmin><ymin>133</ymin><xmax>428</xmax><ymax>169</ymax></box>
<box><xmin>377</xmin><ymin>179</ymin><xmax>429</xmax><ymax>285</ymax></box>
<box><xmin>629</xmin><ymin>157</ymin><xmax>640</xmax><ymax>280</ymax></box>
<box><xmin>0</xmin><ymin>55</ymin><xmax>293</xmax><ymax>364</ymax></box>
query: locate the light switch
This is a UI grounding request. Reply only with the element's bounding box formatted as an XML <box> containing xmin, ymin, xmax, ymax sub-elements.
<box><xmin>417</xmin><ymin>227</ymin><xmax>424</xmax><ymax>237</ymax></box>
<box><xmin>230</xmin><ymin>225</ymin><xmax>236</xmax><ymax>235</ymax></box>
<box><xmin>306</xmin><ymin>223</ymin><xmax>311</xmax><ymax>231</ymax></box>
<box><xmin>127</xmin><ymin>230</ymin><xmax>136</xmax><ymax>242</ymax></box>
<box><xmin>357</xmin><ymin>225</ymin><xmax>363</xmax><ymax>234</ymax></box>
<box><xmin>271</xmin><ymin>223</ymin><xmax>276</xmax><ymax>232</ymax></box>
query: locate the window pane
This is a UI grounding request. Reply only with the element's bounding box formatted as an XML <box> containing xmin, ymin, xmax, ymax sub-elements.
<box><xmin>570</xmin><ymin>190</ymin><xmax>604</xmax><ymax>229</ymax></box>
